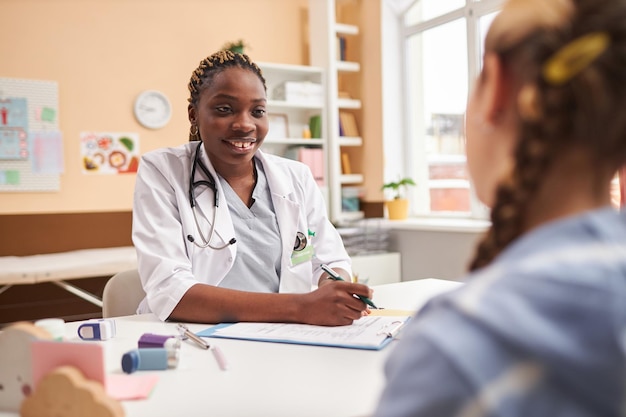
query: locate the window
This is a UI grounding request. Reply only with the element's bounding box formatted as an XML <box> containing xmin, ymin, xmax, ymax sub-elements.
<box><xmin>612</xmin><ymin>168</ymin><xmax>626</xmax><ymax>209</ymax></box>
<box><xmin>387</xmin><ymin>0</ymin><xmax>504</xmax><ymax>218</ymax></box>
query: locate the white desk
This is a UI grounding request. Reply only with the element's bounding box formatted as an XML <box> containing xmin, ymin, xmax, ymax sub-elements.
<box><xmin>2</xmin><ymin>278</ymin><xmax>462</xmax><ymax>417</ymax></box>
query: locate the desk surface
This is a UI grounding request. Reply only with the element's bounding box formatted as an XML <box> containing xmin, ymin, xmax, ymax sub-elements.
<box><xmin>2</xmin><ymin>278</ymin><xmax>462</xmax><ymax>417</ymax></box>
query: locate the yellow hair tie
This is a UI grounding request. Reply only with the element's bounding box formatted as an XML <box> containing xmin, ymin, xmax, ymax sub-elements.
<box><xmin>542</xmin><ymin>32</ymin><xmax>610</xmax><ymax>85</ymax></box>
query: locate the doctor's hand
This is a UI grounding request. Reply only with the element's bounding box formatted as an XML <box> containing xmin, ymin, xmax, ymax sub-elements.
<box><xmin>297</xmin><ymin>281</ymin><xmax>373</xmax><ymax>326</ymax></box>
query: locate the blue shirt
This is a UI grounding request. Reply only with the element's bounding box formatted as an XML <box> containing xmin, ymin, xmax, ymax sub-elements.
<box><xmin>374</xmin><ymin>207</ymin><xmax>626</xmax><ymax>417</ymax></box>
<box><xmin>217</xmin><ymin>157</ymin><xmax>282</xmax><ymax>292</ymax></box>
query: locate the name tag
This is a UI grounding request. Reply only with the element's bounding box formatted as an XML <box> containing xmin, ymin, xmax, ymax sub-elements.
<box><xmin>291</xmin><ymin>244</ymin><xmax>314</xmax><ymax>265</ymax></box>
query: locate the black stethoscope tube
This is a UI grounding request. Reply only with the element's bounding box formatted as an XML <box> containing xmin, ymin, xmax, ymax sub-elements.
<box><xmin>187</xmin><ymin>141</ymin><xmax>235</xmax><ymax>249</ymax></box>
<box><xmin>189</xmin><ymin>141</ymin><xmax>218</xmax><ymax>208</ymax></box>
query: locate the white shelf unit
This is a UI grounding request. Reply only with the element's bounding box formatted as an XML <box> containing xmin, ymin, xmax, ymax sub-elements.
<box><xmin>258</xmin><ymin>62</ymin><xmax>326</xmax><ymax>142</ymax></box>
<box><xmin>257</xmin><ymin>62</ymin><xmax>330</xmax><ymax>209</ymax></box>
<box><xmin>335</xmin><ymin>22</ymin><xmax>359</xmax><ymax>35</ymax></box>
<box><xmin>309</xmin><ymin>0</ymin><xmax>365</xmax><ymax>224</ymax></box>
<box><xmin>340</xmin><ymin>173</ymin><xmax>364</xmax><ymax>184</ymax></box>
<box><xmin>338</xmin><ymin>136</ymin><xmax>362</xmax><ymax>147</ymax></box>
<box><xmin>336</xmin><ymin>61</ymin><xmax>361</xmax><ymax>72</ymax></box>
<box><xmin>337</xmin><ymin>97</ymin><xmax>362</xmax><ymax>109</ymax></box>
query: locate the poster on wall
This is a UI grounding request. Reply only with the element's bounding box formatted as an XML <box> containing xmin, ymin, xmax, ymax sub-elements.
<box><xmin>0</xmin><ymin>97</ymin><xmax>29</xmax><ymax>160</ymax></box>
<box><xmin>31</xmin><ymin>130</ymin><xmax>64</xmax><ymax>174</ymax></box>
<box><xmin>0</xmin><ymin>77</ymin><xmax>61</xmax><ymax>192</ymax></box>
<box><xmin>80</xmin><ymin>132</ymin><xmax>140</xmax><ymax>174</ymax></box>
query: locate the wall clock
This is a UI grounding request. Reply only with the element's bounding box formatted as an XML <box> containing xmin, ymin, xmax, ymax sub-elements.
<box><xmin>133</xmin><ymin>90</ymin><xmax>172</xmax><ymax>129</ymax></box>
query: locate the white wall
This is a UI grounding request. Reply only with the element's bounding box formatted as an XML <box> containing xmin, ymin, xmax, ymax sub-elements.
<box><xmin>389</xmin><ymin>229</ymin><xmax>483</xmax><ymax>282</ymax></box>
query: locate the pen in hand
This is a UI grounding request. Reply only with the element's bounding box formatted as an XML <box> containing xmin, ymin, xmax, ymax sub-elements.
<box><xmin>177</xmin><ymin>323</ymin><xmax>229</xmax><ymax>371</ymax></box>
<box><xmin>320</xmin><ymin>264</ymin><xmax>378</xmax><ymax>309</ymax></box>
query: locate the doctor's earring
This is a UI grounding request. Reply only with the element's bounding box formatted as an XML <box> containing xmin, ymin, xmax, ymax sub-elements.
<box><xmin>189</xmin><ymin>124</ymin><xmax>200</xmax><ymax>142</ymax></box>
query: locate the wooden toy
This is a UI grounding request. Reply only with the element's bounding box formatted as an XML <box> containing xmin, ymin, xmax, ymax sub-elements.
<box><xmin>0</xmin><ymin>321</ymin><xmax>52</xmax><ymax>412</ymax></box>
<box><xmin>20</xmin><ymin>365</ymin><xmax>125</xmax><ymax>417</ymax></box>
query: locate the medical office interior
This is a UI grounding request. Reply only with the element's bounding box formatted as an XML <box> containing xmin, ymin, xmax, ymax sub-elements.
<box><xmin>0</xmin><ymin>0</ymin><xmax>489</xmax><ymax>326</ymax></box>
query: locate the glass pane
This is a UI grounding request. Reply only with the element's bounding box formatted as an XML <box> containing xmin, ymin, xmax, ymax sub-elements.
<box><xmin>407</xmin><ymin>18</ymin><xmax>470</xmax><ymax>214</ymax></box>
<box><xmin>478</xmin><ymin>11</ymin><xmax>498</xmax><ymax>62</ymax></box>
<box><xmin>619</xmin><ymin>167</ymin><xmax>626</xmax><ymax>208</ymax></box>
<box><xmin>611</xmin><ymin>170</ymin><xmax>625</xmax><ymax>209</ymax></box>
<box><xmin>405</xmin><ymin>0</ymin><xmax>465</xmax><ymax>25</ymax></box>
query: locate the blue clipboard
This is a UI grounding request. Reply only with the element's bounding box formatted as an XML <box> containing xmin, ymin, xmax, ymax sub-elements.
<box><xmin>196</xmin><ymin>316</ymin><xmax>409</xmax><ymax>351</ymax></box>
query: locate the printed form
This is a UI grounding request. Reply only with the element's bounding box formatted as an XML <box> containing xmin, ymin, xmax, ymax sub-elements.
<box><xmin>197</xmin><ymin>315</ymin><xmax>410</xmax><ymax>350</ymax></box>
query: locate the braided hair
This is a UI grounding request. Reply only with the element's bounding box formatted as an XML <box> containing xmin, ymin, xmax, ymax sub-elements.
<box><xmin>187</xmin><ymin>50</ymin><xmax>266</xmax><ymax>142</ymax></box>
<box><xmin>469</xmin><ymin>0</ymin><xmax>626</xmax><ymax>271</ymax></box>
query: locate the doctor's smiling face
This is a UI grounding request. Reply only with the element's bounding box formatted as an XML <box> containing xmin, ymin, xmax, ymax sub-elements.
<box><xmin>187</xmin><ymin>51</ymin><xmax>268</xmax><ymax>173</ymax></box>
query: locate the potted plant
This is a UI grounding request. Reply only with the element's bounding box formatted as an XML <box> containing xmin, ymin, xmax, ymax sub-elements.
<box><xmin>221</xmin><ymin>39</ymin><xmax>248</xmax><ymax>54</ymax></box>
<box><xmin>381</xmin><ymin>177</ymin><xmax>416</xmax><ymax>220</ymax></box>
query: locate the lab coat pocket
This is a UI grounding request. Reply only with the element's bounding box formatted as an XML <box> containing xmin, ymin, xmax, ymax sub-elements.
<box><xmin>290</xmin><ymin>229</ymin><xmax>314</xmax><ymax>266</ymax></box>
<box><xmin>291</xmin><ymin>244</ymin><xmax>314</xmax><ymax>266</ymax></box>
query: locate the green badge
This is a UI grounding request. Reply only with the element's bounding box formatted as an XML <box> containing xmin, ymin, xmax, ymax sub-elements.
<box><xmin>291</xmin><ymin>244</ymin><xmax>314</xmax><ymax>265</ymax></box>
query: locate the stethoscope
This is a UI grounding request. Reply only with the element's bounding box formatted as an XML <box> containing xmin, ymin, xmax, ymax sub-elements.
<box><xmin>186</xmin><ymin>141</ymin><xmax>237</xmax><ymax>249</ymax></box>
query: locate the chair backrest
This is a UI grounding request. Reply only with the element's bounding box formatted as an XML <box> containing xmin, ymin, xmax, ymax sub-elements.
<box><xmin>102</xmin><ymin>269</ymin><xmax>146</xmax><ymax>318</ymax></box>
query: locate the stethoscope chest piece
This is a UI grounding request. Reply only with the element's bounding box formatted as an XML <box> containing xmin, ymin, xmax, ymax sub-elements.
<box><xmin>293</xmin><ymin>231</ymin><xmax>307</xmax><ymax>251</ymax></box>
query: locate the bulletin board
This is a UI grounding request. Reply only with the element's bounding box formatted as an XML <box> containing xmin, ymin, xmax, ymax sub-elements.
<box><xmin>0</xmin><ymin>77</ymin><xmax>61</xmax><ymax>192</ymax></box>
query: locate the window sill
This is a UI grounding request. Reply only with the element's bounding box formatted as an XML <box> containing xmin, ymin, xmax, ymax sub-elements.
<box><xmin>384</xmin><ymin>216</ymin><xmax>490</xmax><ymax>233</ymax></box>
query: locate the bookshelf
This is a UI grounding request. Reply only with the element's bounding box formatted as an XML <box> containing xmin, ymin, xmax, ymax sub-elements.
<box><xmin>257</xmin><ymin>62</ymin><xmax>329</xmax><ymax>206</ymax></box>
<box><xmin>307</xmin><ymin>0</ymin><xmax>401</xmax><ymax>278</ymax></box>
<box><xmin>309</xmin><ymin>0</ymin><xmax>365</xmax><ymax>224</ymax></box>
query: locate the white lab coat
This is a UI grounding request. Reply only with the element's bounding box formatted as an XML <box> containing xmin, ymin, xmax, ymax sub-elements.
<box><xmin>132</xmin><ymin>142</ymin><xmax>351</xmax><ymax>321</ymax></box>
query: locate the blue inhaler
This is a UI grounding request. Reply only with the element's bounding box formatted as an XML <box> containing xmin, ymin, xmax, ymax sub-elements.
<box><xmin>121</xmin><ymin>346</ymin><xmax>180</xmax><ymax>374</ymax></box>
<box><xmin>122</xmin><ymin>334</ymin><xmax>181</xmax><ymax>373</ymax></box>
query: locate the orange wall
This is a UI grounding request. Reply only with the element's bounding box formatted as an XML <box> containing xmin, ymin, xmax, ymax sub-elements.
<box><xmin>0</xmin><ymin>0</ymin><xmax>308</xmax><ymax>214</ymax></box>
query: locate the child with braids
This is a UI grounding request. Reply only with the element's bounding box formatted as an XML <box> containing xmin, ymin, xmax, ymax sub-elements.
<box><xmin>133</xmin><ymin>50</ymin><xmax>372</xmax><ymax>325</ymax></box>
<box><xmin>374</xmin><ymin>0</ymin><xmax>626</xmax><ymax>415</ymax></box>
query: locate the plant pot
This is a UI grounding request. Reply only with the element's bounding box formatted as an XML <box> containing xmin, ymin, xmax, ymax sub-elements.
<box><xmin>385</xmin><ymin>198</ymin><xmax>409</xmax><ymax>220</ymax></box>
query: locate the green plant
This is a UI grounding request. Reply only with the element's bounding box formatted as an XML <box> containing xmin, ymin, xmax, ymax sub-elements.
<box><xmin>221</xmin><ymin>39</ymin><xmax>248</xmax><ymax>54</ymax></box>
<box><xmin>381</xmin><ymin>177</ymin><xmax>416</xmax><ymax>200</ymax></box>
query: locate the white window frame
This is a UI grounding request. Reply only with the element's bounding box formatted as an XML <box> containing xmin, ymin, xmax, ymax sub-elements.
<box><xmin>382</xmin><ymin>0</ymin><xmax>504</xmax><ymax>221</ymax></box>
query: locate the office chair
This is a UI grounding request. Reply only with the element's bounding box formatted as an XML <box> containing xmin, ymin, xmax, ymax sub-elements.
<box><xmin>102</xmin><ymin>269</ymin><xmax>145</xmax><ymax>318</ymax></box>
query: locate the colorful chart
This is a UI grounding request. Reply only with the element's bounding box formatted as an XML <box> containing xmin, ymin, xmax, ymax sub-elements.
<box><xmin>80</xmin><ymin>132</ymin><xmax>139</xmax><ymax>175</ymax></box>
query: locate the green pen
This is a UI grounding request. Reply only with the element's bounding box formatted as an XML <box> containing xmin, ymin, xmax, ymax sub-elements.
<box><xmin>321</xmin><ymin>264</ymin><xmax>378</xmax><ymax>309</ymax></box>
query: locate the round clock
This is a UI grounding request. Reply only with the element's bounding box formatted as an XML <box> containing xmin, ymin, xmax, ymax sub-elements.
<box><xmin>133</xmin><ymin>90</ymin><xmax>172</xmax><ymax>129</ymax></box>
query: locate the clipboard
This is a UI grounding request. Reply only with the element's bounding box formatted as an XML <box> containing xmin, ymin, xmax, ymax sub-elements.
<box><xmin>196</xmin><ymin>315</ymin><xmax>410</xmax><ymax>351</ymax></box>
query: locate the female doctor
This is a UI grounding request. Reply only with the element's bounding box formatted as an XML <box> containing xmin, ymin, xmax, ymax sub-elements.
<box><xmin>132</xmin><ymin>50</ymin><xmax>372</xmax><ymax>326</ymax></box>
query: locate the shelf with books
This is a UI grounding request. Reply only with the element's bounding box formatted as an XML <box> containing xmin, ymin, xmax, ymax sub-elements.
<box><xmin>284</xmin><ymin>145</ymin><xmax>326</xmax><ymax>188</ymax></box>
<box><xmin>335</xmin><ymin>23</ymin><xmax>359</xmax><ymax>64</ymax></box>
<box><xmin>339</xmin><ymin>111</ymin><xmax>359</xmax><ymax>137</ymax></box>
<box><xmin>258</xmin><ymin>62</ymin><xmax>329</xmax><ymax>212</ymax></box>
<box><xmin>310</xmin><ymin>0</ymin><xmax>365</xmax><ymax>224</ymax></box>
<box><xmin>260</xmin><ymin>63</ymin><xmax>325</xmax><ymax>141</ymax></box>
